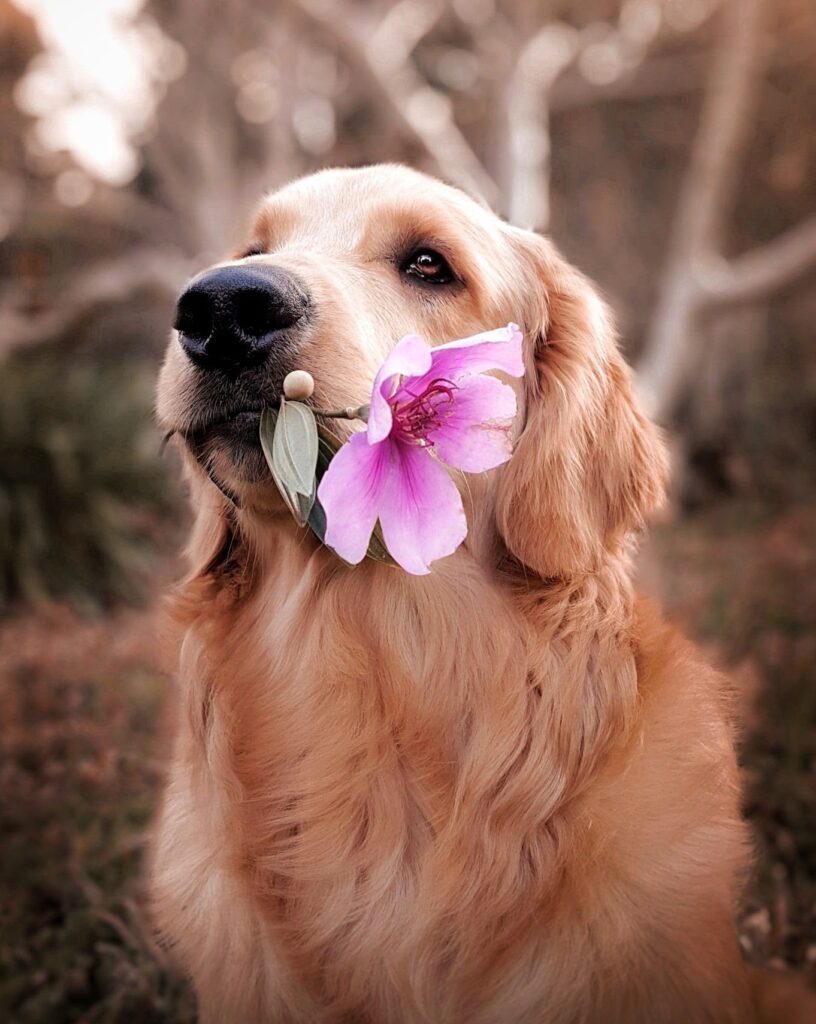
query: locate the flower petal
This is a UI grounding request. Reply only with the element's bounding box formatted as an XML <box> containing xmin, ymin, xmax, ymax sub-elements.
<box><xmin>425</xmin><ymin>374</ymin><xmax>518</xmax><ymax>472</ymax></box>
<box><xmin>367</xmin><ymin>334</ymin><xmax>433</xmax><ymax>444</ymax></box>
<box><xmin>377</xmin><ymin>442</ymin><xmax>467</xmax><ymax>575</ymax></box>
<box><xmin>419</xmin><ymin>323</ymin><xmax>525</xmax><ymax>387</ymax></box>
<box><xmin>317</xmin><ymin>431</ymin><xmax>389</xmax><ymax>564</ymax></box>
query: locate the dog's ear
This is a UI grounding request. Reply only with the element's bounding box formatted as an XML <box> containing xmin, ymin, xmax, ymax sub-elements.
<box><xmin>495</xmin><ymin>230</ymin><xmax>668</xmax><ymax>578</ymax></box>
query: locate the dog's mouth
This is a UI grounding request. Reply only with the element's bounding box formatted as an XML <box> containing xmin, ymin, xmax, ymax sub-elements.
<box><xmin>170</xmin><ymin>401</ymin><xmax>342</xmax><ymax>499</ymax></box>
<box><xmin>183</xmin><ymin>407</ymin><xmax>264</xmax><ymax>443</ymax></box>
<box><xmin>166</xmin><ymin>406</ymin><xmax>272</xmax><ymax>495</ymax></box>
<box><xmin>166</xmin><ymin>376</ymin><xmax>347</xmax><ymax>497</ymax></box>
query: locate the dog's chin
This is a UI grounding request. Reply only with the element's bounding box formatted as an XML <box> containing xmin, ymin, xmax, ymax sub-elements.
<box><xmin>183</xmin><ymin>411</ymin><xmax>284</xmax><ymax>508</ymax></box>
<box><xmin>197</xmin><ymin>411</ymin><xmax>269</xmax><ymax>481</ymax></box>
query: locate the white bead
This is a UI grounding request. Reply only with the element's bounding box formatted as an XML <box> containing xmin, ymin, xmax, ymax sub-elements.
<box><xmin>283</xmin><ymin>370</ymin><xmax>315</xmax><ymax>400</ymax></box>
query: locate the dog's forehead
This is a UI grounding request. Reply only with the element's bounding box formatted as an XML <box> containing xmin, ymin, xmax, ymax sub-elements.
<box><xmin>255</xmin><ymin>165</ymin><xmax>502</xmax><ymax>244</ymax></box>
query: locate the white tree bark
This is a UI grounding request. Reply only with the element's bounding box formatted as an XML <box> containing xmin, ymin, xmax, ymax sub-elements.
<box><xmin>698</xmin><ymin>214</ymin><xmax>816</xmax><ymax>307</ymax></box>
<box><xmin>6</xmin><ymin>0</ymin><xmax>814</xmax><ymax>377</ymax></box>
<box><xmin>277</xmin><ymin>0</ymin><xmax>499</xmax><ymax>203</ymax></box>
<box><xmin>504</xmin><ymin>24</ymin><xmax>578</xmax><ymax>229</ymax></box>
<box><xmin>636</xmin><ymin>0</ymin><xmax>768</xmax><ymax>421</ymax></box>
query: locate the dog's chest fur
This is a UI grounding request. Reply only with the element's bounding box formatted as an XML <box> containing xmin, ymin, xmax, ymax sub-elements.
<box><xmin>151</xmin><ymin>543</ymin><xmax>751</xmax><ymax>1023</ymax></box>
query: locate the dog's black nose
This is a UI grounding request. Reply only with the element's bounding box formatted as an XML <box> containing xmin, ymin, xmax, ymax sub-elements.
<box><xmin>174</xmin><ymin>265</ymin><xmax>309</xmax><ymax>372</ymax></box>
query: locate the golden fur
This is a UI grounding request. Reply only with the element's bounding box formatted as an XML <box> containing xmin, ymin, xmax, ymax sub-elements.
<box><xmin>151</xmin><ymin>165</ymin><xmax>815</xmax><ymax>1022</ymax></box>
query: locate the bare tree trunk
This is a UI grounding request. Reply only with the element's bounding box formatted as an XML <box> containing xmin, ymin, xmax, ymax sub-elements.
<box><xmin>504</xmin><ymin>25</ymin><xmax>577</xmax><ymax>230</ymax></box>
<box><xmin>636</xmin><ymin>0</ymin><xmax>767</xmax><ymax>421</ymax></box>
<box><xmin>276</xmin><ymin>0</ymin><xmax>498</xmax><ymax>203</ymax></box>
<box><xmin>8</xmin><ymin>0</ymin><xmax>815</xmax><ymax>372</ymax></box>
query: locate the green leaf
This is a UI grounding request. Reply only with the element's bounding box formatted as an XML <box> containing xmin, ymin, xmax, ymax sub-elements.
<box><xmin>315</xmin><ymin>422</ymin><xmax>342</xmax><ymax>472</ymax></box>
<box><xmin>259</xmin><ymin>407</ymin><xmax>308</xmax><ymax>523</ymax></box>
<box><xmin>260</xmin><ymin>402</ymin><xmax>319</xmax><ymax>526</ymax></box>
<box><xmin>306</xmin><ymin>424</ymin><xmax>340</xmax><ymax>545</ymax></box>
<box><xmin>261</xmin><ymin>410</ymin><xmax>397</xmax><ymax>567</ymax></box>
<box><xmin>366</xmin><ymin>526</ymin><xmax>395</xmax><ymax>565</ymax></box>
<box><xmin>273</xmin><ymin>399</ymin><xmax>319</xmax><ymax>497</ymax></box>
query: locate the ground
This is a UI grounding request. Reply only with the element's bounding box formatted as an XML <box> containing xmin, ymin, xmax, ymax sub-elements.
<box><xmin>0</xmin><ymin>599</ymin><xmax>195</xmax><ymax>1024</ymax></box>
<box><xmin>1</xmin><ymin>500</ymin><xmax>814</xmax><ymax>1023</ymax></box>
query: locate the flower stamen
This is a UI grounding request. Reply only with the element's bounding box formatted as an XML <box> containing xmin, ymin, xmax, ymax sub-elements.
<box><xmin>391</xmin><ymin>378</ymin><xmax>457</xmax><ymax>445</ymax></box>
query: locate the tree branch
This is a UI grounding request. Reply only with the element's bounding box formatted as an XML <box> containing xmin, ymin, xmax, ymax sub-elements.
<box><xmin>369</xmin><ymin>0</ymin><xmax>442</xmax><ymax>65</ymax></box>
<box><xmin>503</xmin><ymin>23</ymin><xmax>579</xmax><ymax>229</ymax></box>
<box><xmin>697</xmin><ymin>215</ymin><xmax>816</xmax><ymax>307</ymax></box>
<box><xmin>0</xmin><ymin>249</ymin><xmax>190</xmax><ymax>360</ymax></box>
<box><xmin>276</xmin><ymin>0</ymin><xmax>498</xmax><ymax>203</ymax></box>
<box><xmin>502</xmin><ymin>2</ymin><xmax>723</xmax><ymax>230</ymax></box>
<box><xmin>636</xmin><ymin>0</ymin><xmax>768</xmax><ymax>421</ymax></box>
<box><xmin>550</xmin><ymin>50</ymin><xmax>707</xmax><ymax>113</ymax></box>
<box><xmin>548</xmin><ymin>32</ymin><xmax>814</xmax><ymax>114</ymax></box>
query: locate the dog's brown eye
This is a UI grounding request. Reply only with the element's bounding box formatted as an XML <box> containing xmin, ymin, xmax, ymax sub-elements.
<box><xmin>403</xmin><ymin>248</ymin><xmax>455</xmax><ymax>285</ymax></box>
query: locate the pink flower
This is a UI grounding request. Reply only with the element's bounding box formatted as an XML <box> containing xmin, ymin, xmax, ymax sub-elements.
<box><xmin>317</xmin><ymin>323</ymin><xmax>524</xmax><ymax>574</ymax></box>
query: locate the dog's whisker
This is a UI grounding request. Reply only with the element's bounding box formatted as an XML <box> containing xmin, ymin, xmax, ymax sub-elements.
<box><xmin>159</xmin><ymin>429</ymin><xmax>177</xmax><ymax>455</ymax></box>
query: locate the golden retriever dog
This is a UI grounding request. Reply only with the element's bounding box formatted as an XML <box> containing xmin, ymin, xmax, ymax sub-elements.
<box><xmin>152</xmin><ymin>164</ymin><xmax>815</xmax><ymax>1023</ymax></box>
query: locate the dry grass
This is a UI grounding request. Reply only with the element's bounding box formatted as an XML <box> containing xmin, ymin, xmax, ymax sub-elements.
<box><xmin>641</xmin><ymin>500</ymin><xmax>816</xmax><ymax>986</ymax></box>
<box><xmin>0</xmin><ymin>603</ymin><xmax>195</xmax><ymax>1023</ymax></box>
<box><xmin>0</xmin><ymin>500</ymin><xmax>814</xmax><ymax>1021</ymax></box>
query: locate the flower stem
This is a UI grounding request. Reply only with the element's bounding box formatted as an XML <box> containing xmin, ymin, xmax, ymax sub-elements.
<box><xmin>312</xmin><ymin>403</ymin><xmax>369</xmax><ymax>423</ymax></box>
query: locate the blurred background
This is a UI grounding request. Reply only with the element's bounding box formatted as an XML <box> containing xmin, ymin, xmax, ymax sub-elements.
<box><xmin>0</xmin><ymin>0</ymin><xmax>814</xmax><ymax>1020</ymax></box>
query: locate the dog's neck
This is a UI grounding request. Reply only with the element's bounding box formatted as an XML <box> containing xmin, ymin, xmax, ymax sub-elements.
<box><xmin>169</xmin><ymin>509</ymin><xmax>644</xmax><ymax>987</ymax></box>
<box><xmin>175</xmin><ymin>504</ymin><xmax>640</xmax><ymax>824</ymax></box>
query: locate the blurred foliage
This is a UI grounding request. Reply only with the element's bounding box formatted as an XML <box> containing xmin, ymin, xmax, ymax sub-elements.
<box><xmin>0</xmin><ymin>617</ymin><xmax>195</xmax><ymax>1023</ymax></box>
<box><xmin>0</xmin><ymin>355</ymin><xmax>178</xmax><ymax>612</ymax></box>
<box><xmin>678</xmin><ymin>299</ymin><xmax>816</xmax><ymax>511</ymax></box>
<box><xmin>645</xmin><ymin>501</ymin><xmax>816</xmax><ymax>979</ymax></box>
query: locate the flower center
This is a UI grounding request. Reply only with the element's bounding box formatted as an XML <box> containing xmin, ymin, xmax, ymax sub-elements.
<box><xmin>391</xmin><ymin>378</ymin><xmax>457</xmax><ymax>445</ymax></box>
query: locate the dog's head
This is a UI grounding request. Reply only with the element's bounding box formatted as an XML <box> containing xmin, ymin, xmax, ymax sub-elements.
<box><xmin>157</xmin><ymin>164</ymin><xmax>667</xmax><ymax>579</ymax></box>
